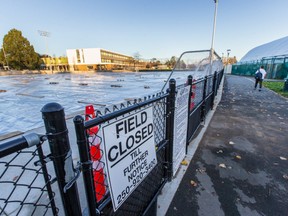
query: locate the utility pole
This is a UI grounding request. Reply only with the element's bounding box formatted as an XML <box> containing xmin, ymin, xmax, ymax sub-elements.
<box><xmin>210</xmin><ymin>0</ymin><xmax>219</xmax><ymax>75</ymax></box>
<box><xmin>227</xmin><ymin>49</ymin><xmax>231</xmax><ymax>65</ymax></box>
<box><xmin>38</xmin><ymin>30</ymin><xmax>51</xmax><ymax>71</ymax></box>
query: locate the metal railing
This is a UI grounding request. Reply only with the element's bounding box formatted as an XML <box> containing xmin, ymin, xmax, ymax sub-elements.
<box><xmin>0</xmin><ymin>133</ymin><xmax>58</xmax><ymax>216</ymax></box>
<box><xmin>73</xmin><ymin>91</ymin><xmax>169</xmax><ymax>216</ymax></box>
<box><xmin>70</xmin><ymin>69</ymin><xmax>223</xmax><ymax>215</ymax></box>
<box><xmin>0</xmin><ymin>50</ymin><xmax>224</xmax><ymax>216</ymax></box>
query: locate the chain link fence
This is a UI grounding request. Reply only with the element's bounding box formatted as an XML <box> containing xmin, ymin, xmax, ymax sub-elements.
<box><xmin>0</xmin><ymin>135</ymin><xmax>59</xmax><ymax>216</ymax></box>
<box><xmin>0</xmin><ymin>50</ymin><xmax>224</xmax><ymax>216</ymax></box>
<box><xmin>75</xmin><ymin>92</ymin><xmax>168</xmax><ymax>215</ymax></box>
<box><xmin>232</xmin><ymin>55</ymin><xmax>288</xmax><ymax>79</ymax></box>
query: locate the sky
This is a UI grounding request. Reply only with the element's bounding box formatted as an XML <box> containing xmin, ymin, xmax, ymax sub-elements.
<box><xmin>0</xmin><ymin>0</ymin><xmax>287</xmax><ymax>61</ymax></box>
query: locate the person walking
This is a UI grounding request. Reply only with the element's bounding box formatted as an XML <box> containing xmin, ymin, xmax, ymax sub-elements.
<box><xmin>254</xmin><ymin>65</ymin><xmax>267</xmax><ymax>91</ymax></box>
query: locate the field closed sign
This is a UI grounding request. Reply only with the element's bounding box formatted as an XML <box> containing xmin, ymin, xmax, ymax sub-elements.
<box><xmin>101</xmin><ymin>106</ymin><xmax>157</xmax><ymax>211</ymax></box>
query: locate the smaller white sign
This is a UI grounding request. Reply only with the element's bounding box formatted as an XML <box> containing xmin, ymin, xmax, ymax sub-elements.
<box><xmin>173</xmin><ymin>85</ymin><xmax>190</xmax><ymax>176</ymax></box>
<box><xmin>101</xmin><ymin>106</ymin><xmax>157</xmax><ymax>211</ymax></box>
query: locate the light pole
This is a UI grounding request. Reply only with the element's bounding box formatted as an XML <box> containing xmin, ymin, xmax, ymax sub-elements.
<box><xmin>210</xmin><ymin>0</ymin><xmax>219</xmax><ymax>75</ymax></box>
<box><xmin>38</xmin><ymin>30</ymin><xmax>51</xmax><ymax>71</ymax></box>
<box><xmin>226</xmin><ymin>49</ymin><xmax>231</xmax><ymax>65</ymax></box>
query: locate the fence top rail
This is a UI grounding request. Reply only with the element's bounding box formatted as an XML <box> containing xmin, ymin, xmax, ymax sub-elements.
<box><xmin>84</xmin><ymin>93</ymin><xmax>168</xmax><ymax>129</ymax></box>
<box><xmin>0</xmin><ymin>133</ymin><xmax>42</xmax><ymax>158</ymax></box>
<box><xmin>191</xmin><ymin>71</ymin><xmax>219</xmax><ymax>85</ymax></box>
<box><xmin>83</xmin><ymin>70</ymin><xmax>222</xmax><ymax>129</ymax></box>
<box><xmin>177</xmin><ymin>49</ymin><xmax>221</xmax><ymax>60</ymax></box>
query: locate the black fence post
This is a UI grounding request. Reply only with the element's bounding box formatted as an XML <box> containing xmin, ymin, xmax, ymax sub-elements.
<box><xmin>41</xmin><ymin>102</ymin><xmax>82</xmax><ymax>216</ymax></box>
<box><xmin>201</xmin><ymin>76</ymin><xmax>208</xmax><ymax>121</ymax></box>
<box><xmin>74</xmin><ymin>115</ymin><xmax>98</xmax><ymax>216</ymax></box>
<box><xmin>166</xmin><ymin>78</ymin><xmax>176</xmax><ymax>181</ymax></box>
<box><xmin>36</xmin><ymin>142</ymin><xmax>59</xmax><ymax>216</ymax></box>
<box><xmin>211</xmin><ymin>71</ymin><xmax>218</xmax><ymax>110</ymax></box>
<box><xmin>283</xmin><ymin>78</ymin><xmax>288</xmax><ymax>92</ymax></box>
<box><xmin>219</xmin><ymin>69</ymin><xmax>224</xmax><ymax>87</ymax></box>
<box><xmin>186</xmin><ymin>75</ymin><xmax>193</xmax><ymax>150</ymax></box>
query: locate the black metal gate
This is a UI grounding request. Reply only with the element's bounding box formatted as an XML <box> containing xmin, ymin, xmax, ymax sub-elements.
<box><xmin>73</xmin><ymin>92</ymin><xmax>170</xmax><ymax>216</ymax></box>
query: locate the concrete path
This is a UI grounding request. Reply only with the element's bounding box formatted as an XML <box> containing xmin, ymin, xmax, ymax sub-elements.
<box><xmin>164</xmin><ymin>75</ymin><xmax>288</xmax><ymax>216</ymax></box>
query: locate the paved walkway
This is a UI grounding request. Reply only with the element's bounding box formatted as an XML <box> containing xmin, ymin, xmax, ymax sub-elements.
<box><xmin>163</xmin><ymin>75</ymin><xmax>288</xmax><ymax>216</ymax></box>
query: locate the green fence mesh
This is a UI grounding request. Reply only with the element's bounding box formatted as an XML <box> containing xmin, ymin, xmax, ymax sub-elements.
<box><xmin>232</xmin><ymin>56</ymin><xmax>288</xmax><ymax>79</ymax></box>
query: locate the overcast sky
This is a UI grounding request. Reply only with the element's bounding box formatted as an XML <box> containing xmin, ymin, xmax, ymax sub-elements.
<box><xmin>1</xmin><ymin>0</ymin><xmax>287</xmax><ymax>61</ymax></box>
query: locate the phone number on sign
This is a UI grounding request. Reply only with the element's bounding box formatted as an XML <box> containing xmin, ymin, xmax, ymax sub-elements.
<box><xmin>116</xmin><ymin>158</ymin><xmax>156</xmax><ymax>205</ymax></box>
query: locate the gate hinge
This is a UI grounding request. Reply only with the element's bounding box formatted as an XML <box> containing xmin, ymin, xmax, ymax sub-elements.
<box><xmin>63</xmin><ymin>160</ymin><xmax>92</xmax><ymax>193</ymax></box>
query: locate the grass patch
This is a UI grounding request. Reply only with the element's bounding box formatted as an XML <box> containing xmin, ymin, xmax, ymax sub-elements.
<box><xmin>263</xmin><ymin>81</ymin><xmax>288</xmax><ymax>98</ymax></box>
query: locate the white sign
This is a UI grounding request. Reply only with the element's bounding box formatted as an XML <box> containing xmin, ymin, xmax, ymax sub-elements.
<box><xmin>173</xmin><ymin>86</ymin><xmax>190</xmax><ymax>176</ymax></box>
<box><xmin>101</xmin><ymin>106</ymin><xmax>157</xmax><ymax>211</ymax></box>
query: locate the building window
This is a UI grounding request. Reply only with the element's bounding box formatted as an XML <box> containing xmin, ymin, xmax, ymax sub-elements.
<box><xmin>82</xmin><ymin>49</ymin><xmax>85</xmax><ymax>63</ymax></box>
<box><xmin>76</xmin><ymin>49</ymin><xmax>81</xmax><ymax>63</ymax></box>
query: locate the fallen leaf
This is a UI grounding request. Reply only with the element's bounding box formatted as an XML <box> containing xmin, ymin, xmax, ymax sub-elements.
<box><xmin>219</xmin><ymin>163</ymin><xmax>226</xmax><ymax>169</ymax></box>
<box><xmin>181</xmin><ymin>160</ymin><xmax>188</xmax><ymax>166</ymax></box>
<box><xmin>280</xmin><ymin>156</ymin><xmax>287</xmax><ymax>161</ymax></box>
<box><xmin>196</xmin><ymin>168</ymin><xmax>206</xmax><ymax>173</ymax></box>
<box><xmin>190</xmin><ymin>180</ymin><xmax>198</xmax><ymax>187</ymax></box>
<box><xmin>229</xmin><ymin>141</ymin><xmax>235</xmax><ymax>145</ymax></box>
<box><xmin>235</xmin><ymin>155</ymin><xmax>242</xmax><ymax>160</ymax></box>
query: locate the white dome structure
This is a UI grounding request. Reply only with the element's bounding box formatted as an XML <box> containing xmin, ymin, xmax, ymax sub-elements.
<box><xmin>232</xmin><ymin>36</ymin><xmax>288</xmax><ymax>79</ymax></box>
<box><xmin>240</xmin><ymin>36</ymin><xmax>288</xmax><ymax>62</ymax></box>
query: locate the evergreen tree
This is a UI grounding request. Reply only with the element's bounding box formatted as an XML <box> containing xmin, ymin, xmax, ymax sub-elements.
<box><xmin>0</xmin><ymin>29</ymin><xmax>42</xmax><ymax>70</ymax></box>
<box><xmin>165</xmin><ymin>56</ymin><xmax>177</xmax><ymax>69</ymax></box>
